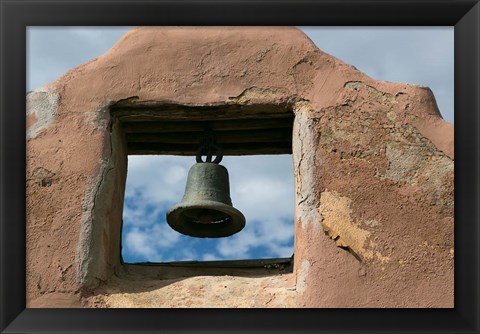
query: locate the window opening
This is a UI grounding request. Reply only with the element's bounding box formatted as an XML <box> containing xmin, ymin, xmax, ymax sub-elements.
<box><xmin>113</xmin><ymin>102</ymin><xmax>295</xmax><ymax>265</ymax></box>
<box><xmin>121</xmin><ymin>154</ymin><xmax>294</xmax><ymax>263</ymax></box>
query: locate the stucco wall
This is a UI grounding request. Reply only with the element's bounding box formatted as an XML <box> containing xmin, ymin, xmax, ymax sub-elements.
<box><xmin>26</xmin><ymin>27</ymin><xmax>453</xmax><ymax>308</ymax></box>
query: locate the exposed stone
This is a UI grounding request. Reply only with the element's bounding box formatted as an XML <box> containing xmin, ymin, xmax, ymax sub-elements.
<box><xmin>26</xmin><ymin>89</ymin><xmax>59</xmax><ymax>139</ymax></box>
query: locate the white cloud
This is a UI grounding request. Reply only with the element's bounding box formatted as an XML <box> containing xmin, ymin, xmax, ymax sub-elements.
<box><xmin>125</xmin><ymin>155</ymin><xmax>191</xmax><ymax>206</ymax></box>
<box><xmin>222</xmin><ymin>155</ymin><xmax>294</xmax><ymax>221</ymax></box>
<box><xmin>123</xmin><ymin>224</ymin><xmax>182</xmax><ymax>262</ymax></box>
<box><xmin>216</xmin><ymin>216</ymin><xmax>294</xmax><ymax>259</ymax></box>
<box><xmin>123</xmin><ymin>204</ymin><xmax>164</xmax><ymax>227</ymax></box>
<box><xmin>125</xmin><ymin>155</ymin><xmax>295</xmax><ymax>230</ymax></box>
<box><xmin>217</xmin><ymin>228</ymin><xmax>260</xmax><ymax>258</ymax></box>
<box><xmin>202</xmin><ymin>253</ymin><xmax>221</xmax><ymax>261</ymax></box>
<box><xmin>123</xmin><ymin>155</ymin><xmax>295</xmax><ymax>261</ymax></box>
<box><xmin>164</xmin><ymin>165</ymin><xmax>189</xmax><ymax>185</ymax></box>
<box><xmin>27</xmin><ymin>27</ymin><xmax>132</xmax><ymax>91</ymax></box>
<box><xmin>268</xmin><ymin>243</ymin><xmax>296</xmax><ymax>258</ymax></box>
<box><xmin>300</xmin><ymin>27</ymin><xmax>454</xmax><ymax>123</ymax></box>
<box><xmin>233</xmin><ymin>177</ymin><xmax>293</xmax><ymax>221</ymax></box>
<box><xmin>124</xmin><ymin>228</ymin><xmax>157</xmax><ymax>259</ymax></box>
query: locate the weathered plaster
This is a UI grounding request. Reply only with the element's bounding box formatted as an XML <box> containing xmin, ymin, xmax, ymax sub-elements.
<box><xmin>26</xmin><ymin>26</ymin><xmax>454</xmax><ymax>308</ymax></box>
<box><xmin>292</xmin><ymin>102</ymin><xmax>323</xmax><ymax>230</ymax></box>
<box><xmin>87</xmin><ymin>269</ymin><xmax>297</xmax><ymax>308</ymax></box>
<box><xmin>26</xmin><ymin>89</ymin><xmax>59</xmax><ymax>139</ymax></box>
<box><xmin>76</xmin><ymin>111</ymin><xmax>127</xmax><ymax>289</ymax></box>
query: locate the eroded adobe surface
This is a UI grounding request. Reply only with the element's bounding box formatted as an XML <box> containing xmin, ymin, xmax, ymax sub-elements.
<box><xmin>26</xmin><ymin>27</ymin><xmax>453</xmax><ymax>308</ymax></box>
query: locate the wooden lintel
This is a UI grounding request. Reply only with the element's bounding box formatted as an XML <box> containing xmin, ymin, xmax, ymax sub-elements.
<box><xmin>116</xmin><ymin>109</ymin><xmax>293</xmax><ymax>122</ymax></box>
<box><xmin>114</xmin><ymin>103</ymin><xmax>294</xmax><ymax>156</ymax></box>
<box><xmin>127</xmin><ymin>142</ymin><xmax>292</xmax><ymax>155</ymax></box>
<box><xmin>130</xmin><ymin>257</ymin><xmax>293</xmax><ymax>269</ymax></box>
<box><xmin>122</xmin><ymin>117</ymin><xmax>294</xmax><ymax>133</ymax></box>
<box><xmin>126</xmin><ymin>128</ymin><xmax>292</xmax><ymax>144</ymax></box>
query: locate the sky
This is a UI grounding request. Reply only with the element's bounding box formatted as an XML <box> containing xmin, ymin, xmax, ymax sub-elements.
<box><xmin>27</xmin><ymin>26</ymin><xmax>453</xmax><ymax>263</ymax></box>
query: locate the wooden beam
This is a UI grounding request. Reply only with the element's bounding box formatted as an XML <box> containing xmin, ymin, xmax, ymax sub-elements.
<box><xmin>111</xmin><ymin>102</ymin><xmax>291</xmax><ymax>116</ymax></box>
<box><xmin>121</xmin><ymin>117</ymin><xmax>294</xmax><ymax>133</ymax></box>
<box><xmin>113</xmin><ymin>103</ymin><xmax>293</xmax><ymax>122</ymax></box>
<box><xmin>115</xmin><ymin>103</ymin><xmax>294</xmax><ymax>156</ymax></box>
<box><xmin>126</xmin><ymin>128</ymin><xmax>292</xmax><ymax>144</ymax></box>
<box><xmin>127</xmin><ymin>142</ymin><xmax>292</xmax><ymax>155</ymax></box>
<box><xmin>117</xmin><ymin>111</ymin><xmax>292</xmax><ymax>122</ymax></box>
<box><xmin>130</xmin><ymin>257</ymin><xmax>293</xmax><ymax>269</ymax></box>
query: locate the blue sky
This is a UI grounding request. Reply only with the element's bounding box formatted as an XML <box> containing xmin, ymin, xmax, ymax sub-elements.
<box><xmin>27</xmin><ymin>26</ymin><xmax>453</xmax><ymax>263</ymax></box>
<box><xmin>121</xmin><ymin>155</ymin><xmax>294</xmax><ymax>262</ymax></box>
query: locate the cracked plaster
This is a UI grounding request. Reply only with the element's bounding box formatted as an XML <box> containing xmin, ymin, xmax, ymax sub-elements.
<box><xmin>26</xmin><ymin>26</ymin><xmax>454</xmax><ymax>308</ymax></box>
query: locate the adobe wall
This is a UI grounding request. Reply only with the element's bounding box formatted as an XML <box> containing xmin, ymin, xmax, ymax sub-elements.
<box><xmin>26</xmin><ymin>27</ymin><xmax>453</xmax><ymax>308</ymax></box>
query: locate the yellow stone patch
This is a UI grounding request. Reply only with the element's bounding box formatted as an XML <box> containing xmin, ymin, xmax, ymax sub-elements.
<box><xmin>319</xmin><ymin>190</ymin><xmax>389</xmax><ymax>263</ymax></box>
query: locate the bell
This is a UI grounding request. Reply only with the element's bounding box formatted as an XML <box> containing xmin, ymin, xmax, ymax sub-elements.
<box><xmin>166</xmin><ymin>162</ymin><xmax>246</xmax><ymax>238</ymax></box>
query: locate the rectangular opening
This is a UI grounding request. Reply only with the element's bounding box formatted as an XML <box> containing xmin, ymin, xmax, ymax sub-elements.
<box><xmin>122</xmin><ymin>155</ymin><xmax>294</xmax><ymax>264</ymax></box>
<box><xmin>115</xmin><ymin>102</ymin><xmax>294</xmax><ymax>272</ymax></box>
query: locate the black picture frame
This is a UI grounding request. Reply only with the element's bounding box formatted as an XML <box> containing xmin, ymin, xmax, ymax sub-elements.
<box><xmin>1</xmin><ymin>0</ymin><xmax>479</xmax><ymax>333</ymax></box>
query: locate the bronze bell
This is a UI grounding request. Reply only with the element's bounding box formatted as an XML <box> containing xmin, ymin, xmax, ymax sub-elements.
<box><xmin>166</xmin><ymin>132</ymin><xmax>246</xmax><ymax>238</ymax></box>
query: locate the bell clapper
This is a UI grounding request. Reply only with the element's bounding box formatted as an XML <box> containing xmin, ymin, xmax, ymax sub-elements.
<box><xmin>197</xmin><ymin>210</ymin><xmax>213</xmax><ymax>224</ymax></box>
